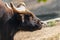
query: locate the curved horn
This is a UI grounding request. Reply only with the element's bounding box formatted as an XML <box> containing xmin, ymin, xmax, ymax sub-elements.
<box><xmin>5</xmin><ymin>2</ymin><xmax>12</xmax><ymax>9</ymax></box>
<box><xmin>10</xmin><ymin>2</ymin><xmax>26</xmax><ymax>13</ymax></box>
<box><xmin>10</xmin><ymin>2</ymin><xmax>17</xmax><ymax>11</ymax></box>
<box><xmin>10</xmin><ymin>2</ymin><xmax>36</xmax><ymax>19</ymax></box>
<box><xmin>17</xmin><ymin>2</ymin><xmax>26</xmax><ymax>7</ymax></box>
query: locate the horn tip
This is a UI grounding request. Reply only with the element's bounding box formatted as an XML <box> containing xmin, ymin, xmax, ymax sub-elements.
<box><xmin>10</xmin><ymin>2</ymin><xmax>14</xmax><ymax>8</ymax></box>
<box><xmin>20</xmin><ymin>2</ymin><xmax>26</xmax><ymax>6</ymax></box>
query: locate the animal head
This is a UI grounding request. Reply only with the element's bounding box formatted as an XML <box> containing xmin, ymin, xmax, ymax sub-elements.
<box><xmin>5</xmin><ymin>2</ymin><xmax>42</xmax><ymax>31</ymax></box>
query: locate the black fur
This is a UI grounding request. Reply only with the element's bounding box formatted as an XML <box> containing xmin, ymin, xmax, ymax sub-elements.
<box><xmin>0</xmin><ymin>1</ymin><xmax>42</xmax><ymax>40</ymax></box>
<box><xmin>3</xmin><ymin>13</ymin><xmax>42</xmax><ymax>40</ymax></box>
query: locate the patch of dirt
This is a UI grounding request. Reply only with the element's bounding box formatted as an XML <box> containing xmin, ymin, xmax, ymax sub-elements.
<box><xmin>14</xmin><ymin>23</ymin><xmax>60</xmax><ymax>40</ymax></box>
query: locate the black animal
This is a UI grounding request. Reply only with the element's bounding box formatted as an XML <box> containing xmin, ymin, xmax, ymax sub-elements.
<box><xmin>0</xmin><ymin>0</ymin><xmax>13</xmax><ymax>40</ymax></box>
<box><xmin>0</xmin><ymin>1</ymin><xmax>42</xmax><ymax>40</ymax></box>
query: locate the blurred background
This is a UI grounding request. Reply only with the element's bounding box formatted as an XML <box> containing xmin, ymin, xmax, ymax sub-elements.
<box><xmin>2</xmin><ymin>0</ymin><xmax>60</xmax><ymax>21</ymax></box>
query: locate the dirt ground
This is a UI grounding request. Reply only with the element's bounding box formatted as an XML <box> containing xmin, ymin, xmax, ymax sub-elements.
<box><xmin>14</xmin><ymin>22</ymin><xmax>60</xmax><ymax>40</ymax></box>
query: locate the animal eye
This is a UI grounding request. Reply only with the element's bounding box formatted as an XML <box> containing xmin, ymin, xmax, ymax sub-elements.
<box><xmin>24</xmin><ymin>14</ymin><xmax>31</xmax><ymax>19</ymax></box>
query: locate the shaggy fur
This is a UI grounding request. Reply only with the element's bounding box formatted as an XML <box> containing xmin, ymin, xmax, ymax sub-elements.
<box><xmin>0</xmin><ymin>0</ymin><xmax>13</xmax><ymax>40</ymax></box>
<box><xmin>0</xmin><ymin>1</ymin><xmax>42</xmax><ymax>40</ymax></box>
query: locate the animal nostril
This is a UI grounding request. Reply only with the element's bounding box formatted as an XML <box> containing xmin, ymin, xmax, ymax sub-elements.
<box><xmin>41</xmin><ymin>22</ymin><xmax>44</xmax><ymax>24</ymax></box>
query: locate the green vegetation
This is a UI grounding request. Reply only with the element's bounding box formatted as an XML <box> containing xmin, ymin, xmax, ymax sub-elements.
<box><xmin>47</xmin><ymin>21</ymin><xmax>56</xmax><ymax>27</ymax></box>
<box><xmin>37</xmin><ymin>0</ymin><xmax>47</xmax><ymax>2</ymax></box>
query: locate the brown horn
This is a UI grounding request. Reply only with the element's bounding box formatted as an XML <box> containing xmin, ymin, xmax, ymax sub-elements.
<box><xmin>10</xmin><ymin>2</ymin><xmax>17</xmax><ymax>12</ymax></box>
<box><xmin>10</xmin><ymin>2</ymin><xmax>26</xmax><ymax>13</ymax></box>
<box><xmin>17</xmin><ymin>2</ymin><xmax>26</xmax><ymax>7</ymax></box>
<box><xmin>5</xmin><ymin>2</ymin><xmax>12</xmax><ymax>9</ymax></box>
<box><xmin>10</xmin><ymin>2</ymin><xmax>37</xmax><ymax>20</ymax></box>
